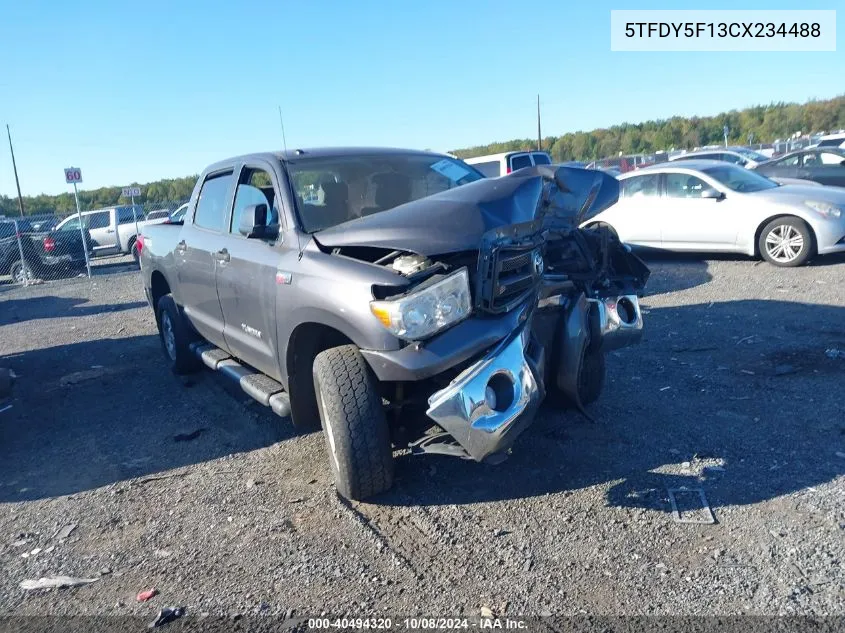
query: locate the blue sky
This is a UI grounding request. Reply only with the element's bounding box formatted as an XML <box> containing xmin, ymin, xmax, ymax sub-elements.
<box><xmin>0</xmin><ymin>0</ymin><xmax>842</xmax><ymax>196</ymax></box>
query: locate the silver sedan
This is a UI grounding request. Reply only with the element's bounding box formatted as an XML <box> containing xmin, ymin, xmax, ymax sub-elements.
<box><xmin>585</xmin><ymin>160</ymin><xmax>845</xmax><ymax>267</ymax></box>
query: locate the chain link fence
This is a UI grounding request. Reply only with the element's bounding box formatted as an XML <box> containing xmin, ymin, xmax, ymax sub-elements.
<box><xmin>1</xmin><ymin>201</ymin><xmax>187</xmax><ymax>288</ymax></box>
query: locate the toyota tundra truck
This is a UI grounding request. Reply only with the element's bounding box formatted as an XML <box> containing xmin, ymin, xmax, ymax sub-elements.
<box><xmin>139</xmin><ymin>148</ymin><xmax>649</xmax><ymax>500</ymax></box>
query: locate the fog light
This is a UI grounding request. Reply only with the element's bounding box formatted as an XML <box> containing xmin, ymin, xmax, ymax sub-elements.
<box><xmin>485</xmin><ymin>373</ymin><xmax>515</xmax><ymax>413</ymax></box>
<box><xmin>616</xmin><ymin>297</ymin><xmax>637</xmax><ymax>325</ymax></box>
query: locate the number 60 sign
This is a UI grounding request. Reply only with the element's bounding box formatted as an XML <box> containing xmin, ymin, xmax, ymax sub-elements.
<box><xmin>64</xmin><ymin>167</ymin><xmax>83</xmax><ymax>184</ymax></box>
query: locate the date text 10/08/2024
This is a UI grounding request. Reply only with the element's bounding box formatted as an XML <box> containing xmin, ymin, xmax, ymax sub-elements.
<box><xmin>307</xmin><ymin>617</ymin><xmax>529</xmax><ymax>630</ymax></box>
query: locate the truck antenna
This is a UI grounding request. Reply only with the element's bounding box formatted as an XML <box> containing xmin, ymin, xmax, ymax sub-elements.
<box><xmin>536</xmin><ymin>94</ymin><xmax>542</xmax><ymax>152</ymax></box>
<box><xmin>277</xmin><ymin>105</ymin><xmax>288</xmax><ymax>154</ymax></box>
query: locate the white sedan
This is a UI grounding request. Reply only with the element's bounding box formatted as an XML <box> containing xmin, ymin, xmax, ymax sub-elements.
<box><xmin>586</xmin><ymin>160</ymin><xmax>845</xmax><ymax>267</ymax></box>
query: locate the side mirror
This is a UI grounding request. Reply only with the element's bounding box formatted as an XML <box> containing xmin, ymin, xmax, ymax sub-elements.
<box><xmin>239</xmin><ymin>204</ymin><xmax>276</xmax><ymax>239</ymax></box>
<box><xmin>700</xmin><ymin>188</ymin><xmax>724</xmax><ymax>200</ymax></box>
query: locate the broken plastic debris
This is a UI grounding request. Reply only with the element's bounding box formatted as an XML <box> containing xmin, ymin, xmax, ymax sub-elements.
<box><xmin>137</xmin><ymin>588</ymin><xmax>158</xmax><ymax>602</ymax></box>
<box><xmin>150</xmin><ymin>607</ymin><xmax>185</xmax><ymax>628</ymax></box>
<box><xmin>667</xmin><ymin>488</ymin><xmax>716</xmax><ymax>525</ymax></box>
<box><xmin>54</xmin><ymin>523</ymin><xmax>78</xmax><ymax>540</ymax></box>
<box><xmin>20</xmin><ymin>576</ymin><xmax>98</xmax><ymax>590</ymax></box>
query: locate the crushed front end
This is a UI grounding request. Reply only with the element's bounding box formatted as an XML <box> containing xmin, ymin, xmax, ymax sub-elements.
<box><xmin>338</xmin><ymin>165</ymin><xmax>650</xmax><ymax>463</ymax></box>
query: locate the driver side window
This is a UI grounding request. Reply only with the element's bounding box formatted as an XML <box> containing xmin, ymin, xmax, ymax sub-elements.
<box><xmin>231</xmin><ymin>167</ymin><xmax>280</xmax><ymax>239</ymax></box>
<box><xmin>666</xmin><ymin>173</ymin><xmax>710</xmax><ymax>198</ymax></box>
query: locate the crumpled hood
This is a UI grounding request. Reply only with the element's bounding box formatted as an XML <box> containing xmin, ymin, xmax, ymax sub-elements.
<box><xmin>313</xmin><ymin>166</ymin><xmax>619</xmax><ymax>255</ymax></box>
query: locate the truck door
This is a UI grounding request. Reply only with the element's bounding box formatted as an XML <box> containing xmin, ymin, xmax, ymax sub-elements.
<box><xmin>174</xmin><ymin>169</ymin><xmax>234</xmax><ymax>346</ymax></box>
<box><xmin>86</xmin><ymin>210</ymin><xmax>120</xmax><ymax>254</ymax></box>
<box><xmin>215</xmin><ymin>164</ymin><xmax>282</xmax><ymax>379</ymax></box>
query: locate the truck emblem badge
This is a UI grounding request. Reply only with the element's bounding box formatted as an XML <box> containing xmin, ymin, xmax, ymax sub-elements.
<box><xmin>532</xmin><ymin>251</ymin><xmax>544</xmax><ymax>276</ymax></box>
<box><xmin>275</xmin><ymin>271</ymin><xmax>292</xmax><ymax>285</ymax></box>
<box><xmin>241</xmin><ymin>324</ymin><xmax>262</xmax><ymax>339</ymax></box>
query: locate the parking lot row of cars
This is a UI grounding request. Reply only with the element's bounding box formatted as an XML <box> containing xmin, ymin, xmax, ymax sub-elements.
<box><xmin>0</xmin><ymin>202</ymin><xmax>189</xmax><ymax>283</ymax></box>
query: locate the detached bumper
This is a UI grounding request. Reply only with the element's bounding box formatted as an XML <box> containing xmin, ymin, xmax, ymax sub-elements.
<box><xmin>425</xmin><ymin>324</ymin><xmax>544</xmax><ymax>462</ymax></box>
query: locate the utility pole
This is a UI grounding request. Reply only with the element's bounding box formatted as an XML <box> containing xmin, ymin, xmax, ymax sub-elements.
<box><xmin>6</xmin><ymin>124</ymin><xmax>25</xmax><ymax>216</ymax></box>
<box><xmin>536</xmin><ymin>95</ymin><xmax>542</xmax><ymax>151</ymax></box>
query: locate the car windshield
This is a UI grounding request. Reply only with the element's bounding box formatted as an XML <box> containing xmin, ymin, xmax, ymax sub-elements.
<box><xmin>287</xmin><ymin>153</ymin><xmax>484</xmax><ymax>232</ymax></box>
<box><xmin>701</xmin><ymin>164</ymin><xmax>779</xmax><ymax>192</ymax></box>
<box><xmin>734</xmin><ymin>148</ymin><xmax>769</xmax><ymax>162</ymax></box>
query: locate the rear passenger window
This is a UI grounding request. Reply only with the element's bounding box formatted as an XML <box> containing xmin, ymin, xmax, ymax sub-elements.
<box><xmin>194</xmin><ymin>172</ymin><xmax>234</xmax><ymax>232</ymax></box>
<box><xmin>117</xmin><ymin>207</ymin><xmax>141</xmax><ymax>224</ymax></box>
<box><xmin>86</xmin><ymin>211</ymin><xmax>110</xmax><ymax>230</ymax></box>
<box><xmin>620</xmin><ymin>175</ymin><xmax>660</xmax><ymax>198</ymax></box>
<box><xmin>531</xmin><ymin>153</ymin><xmax>552</xmax><ymax>165</ymax></box>
<box><xmin>509</xmin><ymin>154</ymin><xmax>532</xmax><ymax>172</ymax></box>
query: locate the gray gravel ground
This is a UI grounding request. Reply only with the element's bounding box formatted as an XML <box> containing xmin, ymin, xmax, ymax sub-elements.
<box><xmin>0</xmin><ymin>253</ymin><xmax>843</xmax><ymax>622</ymax></box>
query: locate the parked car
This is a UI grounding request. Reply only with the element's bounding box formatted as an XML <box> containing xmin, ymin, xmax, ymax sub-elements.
<box><xmin>586</xmin><ymin>160</ymin><xmax>845</xmax><ymax>267</ymax></box>
<box><xmin>54</xmin><ymin>205</ymin><xmax>168</xmax><ymax>264</ymax></box>
<box><xmin>669</xmin><ymin>147</ymin><xmax>770</xmax><ymax>169</ymax></box>
<box><xmin>0</xmin><ymin>218</ymin><xmax>91</xmax><ymax>283</ymax></box>
<box><xmin>165</xmin><ymin>203</ymin><xmax>189</xmax><ymax>224</ymax></box>
<box><xmin>813</xmin><ymin>132</ymin><xmax>845</xmax><ymax>149</ymax></box>
<box><xmin>465</xmin><ymin>151</ymin><xmax>552</xmax><ymax>177</ymax></box>
<box><xmin>145</xmin><ymin>209</ymin><xmax>172</xmax><ymax>221</ymax></box>
<box><xmin>752</xmin><ymin>147</ymin><xmax>845</xmax><ymax>188</ymax></box>
<box><xmin>140</xmin><ymin>148</ymin><xmax>649</xmax><ymax>500</ymax></box>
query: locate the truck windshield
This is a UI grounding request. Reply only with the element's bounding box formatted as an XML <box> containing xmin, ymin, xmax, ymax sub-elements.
<box><xmin>286</xmin><ymin>154</ymin><xmax>483</xmax><ymax>233</ymax></box>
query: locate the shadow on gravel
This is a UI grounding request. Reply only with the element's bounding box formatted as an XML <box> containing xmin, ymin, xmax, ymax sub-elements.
<box><xmin>0</xmin><ymin>335</ymin><xmax>294</xmax><ymax>502</ymax></box>
<box><xmin>634</xmin><ymin>253</ymin><xmax>712</xmax><ymax>296</ymax></box>
<box><xmin>382</xmin><ymin>299</ymin><xmax>845</xmax><ymax>514</ymax></box>
<box><xmin>0</xmin><ymin>295</ymin><xmax>147</xmax><ymax>326</ymax></box>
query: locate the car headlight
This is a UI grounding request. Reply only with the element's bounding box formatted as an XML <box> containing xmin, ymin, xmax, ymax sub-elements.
<box><xmin>805</xmin><ymin>200</ymin><xmax>842</xmax><ymax>219</ymax></box>
<box><xmin>370</xmin><ymin>268</ymin><xmax>472</xmax><ymax>340</ymax></box>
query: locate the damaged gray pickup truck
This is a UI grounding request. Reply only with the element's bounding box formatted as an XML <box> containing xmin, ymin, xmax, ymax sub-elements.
<box><xmin>139</xmin><ymin>148</ymin><xmax>649</xmax><ymax>500</ymax></box>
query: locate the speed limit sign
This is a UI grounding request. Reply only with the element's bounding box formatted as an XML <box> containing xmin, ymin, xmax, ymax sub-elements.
<box><xmin>64</xmin><ymin>167</ymin><xmax>83</xmax><ymax>184</ymax></box>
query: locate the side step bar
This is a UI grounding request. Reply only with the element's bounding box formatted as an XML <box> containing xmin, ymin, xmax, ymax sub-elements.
<box><xmin>190</xmin><ymin>342</ymin><xmax>291</xmax><ymax>418</ymax></box>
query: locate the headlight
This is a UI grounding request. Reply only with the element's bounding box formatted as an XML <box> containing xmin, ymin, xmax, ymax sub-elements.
<box><xmin>370</xmin><ymin>268</ymin><xmax>472</xmax><ymax>340</ymax></box>
<box><xmin>805</xmin><ymin>200</ymin><xmax>842</xmax><ymax>219</ymax></box>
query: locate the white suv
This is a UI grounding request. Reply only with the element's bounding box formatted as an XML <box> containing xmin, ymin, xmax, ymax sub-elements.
<box><xmin>465</xmin><ymin>151</ymin><xmax>552</xmax><ymax>177</ymax></box>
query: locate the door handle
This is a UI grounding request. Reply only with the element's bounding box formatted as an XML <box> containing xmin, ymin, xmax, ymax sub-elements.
<box><xmin>106</xmin><ymin>229</ymin><xmax>115</xmax><ymax>233</ymax></box>
<box><xmin>216</xmin><ymin>248</ymin><xmax>230</xmax><ymax>263</ymax></box>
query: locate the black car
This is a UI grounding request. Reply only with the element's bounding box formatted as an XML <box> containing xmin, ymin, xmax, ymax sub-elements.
<box><xmin>753</xmin><ymin>147</ymin><xmax>845</xmax><ymax>188</ymax></box>
<box><xmin>0</xmin><ymin>218</ymin><xmax>91</xmax><ymax>283</ymax></box>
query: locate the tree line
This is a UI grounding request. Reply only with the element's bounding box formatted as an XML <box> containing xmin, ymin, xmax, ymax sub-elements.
<box><xmin>0</xmin><ymin>175</ymin><xmax>198</xmax><ymax>218</ymax></box>
<box><xmin>452</xmin><ymin>95</ymin><xmax>845</xmax><ymax>162</ymax></box>
<box><xmin>2</xmin><ymin>95</ymin><xmax>843</xmax><ymax>218</ymax></box>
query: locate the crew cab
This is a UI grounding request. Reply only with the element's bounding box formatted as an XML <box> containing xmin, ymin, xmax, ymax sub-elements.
<box><xmin>140</xmin><ymin>148</ymin><xmax>649</xmax><ymax>500</ymax></box>
<box><xmin>54</xmin><ymin>205</ymin><xmax>167</xmax><ymax>264</ymax></box>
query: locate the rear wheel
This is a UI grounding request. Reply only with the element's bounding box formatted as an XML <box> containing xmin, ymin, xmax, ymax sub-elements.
<box><xmin>130</xmin><ymin>240</ymin><xmax>140</xmax><ymax>267</ymax></box>
<box><xmin>9</xmin><ymin>260</ymin><xmax>34</xmax><ymax>285</ymax></box>
<box><xmin>312</xmin><ymin>345</ymin><xmax>394</xmax><ymax>500</ymax></box>
<box><xmin>156</xmin><ymin>294</ymin><xmax>200</xmax><ymax>375</ymax></box>
<box><xmin>758</xmin><ymin>217</ymin><xmax>813</xmax><ymax>267</ymax></box>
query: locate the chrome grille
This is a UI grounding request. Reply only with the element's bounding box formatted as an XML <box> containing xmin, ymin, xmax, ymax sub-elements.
<box><xmin>477</xmin><ymin>244</ymin><xmax>543</xmax><ymax>314</ymax></box>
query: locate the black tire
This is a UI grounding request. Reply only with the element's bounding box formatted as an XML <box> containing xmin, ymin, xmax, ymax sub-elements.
<box><xmin>130</xmin><ymin>240</ymin><xmax>140</xmax><ymax>267</ymax></box>
<box><xmin>9</xmin><ymin>260</ymin><xmax>34</xmax><ymax>285</ymax></box>
<box><xmin>156</xmin><ymin>294</ymin><xmax>200</xmax><ymax>375</ymax></box>
<box><xmin>546</xmin><ymin>347</ymin><xmax>606</xmax><ymax>409</ymax></box>
<box><xmin>578</xmin><ymin>349</ymin><xmax>606</xmax><ymax>406</ymax></box>
<box><xmin>312</xmin><ymin>345</ymin><xmax>394</xmax><ymax>500</ymax></box>
<box><xmin>758</xmin><ymin>217</ymin><xmax>814</xmax><ymax>267</ymax></box>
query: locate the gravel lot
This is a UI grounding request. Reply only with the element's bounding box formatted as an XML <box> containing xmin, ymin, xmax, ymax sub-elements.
<box><xmin>0</xmin><ymin>253</ymin><xmax>843</xmax><ymax>624</ymax></box>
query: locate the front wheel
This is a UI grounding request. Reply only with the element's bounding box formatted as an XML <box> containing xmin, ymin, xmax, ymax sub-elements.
<box><xmin>758</xmin><ymin>218</ymin><xmax>814</xmax><ymax>267</ymax></box>
<box><xmin>312</xmin><ymin>345</ymin><xmax>394</xmax><ymax>500</ymax></box>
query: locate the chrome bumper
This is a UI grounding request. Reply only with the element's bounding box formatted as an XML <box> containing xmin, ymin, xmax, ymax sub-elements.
<box><xmin>425</xmin><ymin>325</ymin><xmax>543</xmax><ymax>462</ymax></box>
<box><xmin>592</xmin><ymin>294</ymin><xmax>643</xmax><ymax>351</ymax></box>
